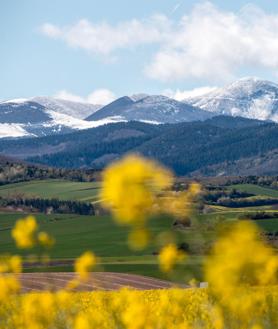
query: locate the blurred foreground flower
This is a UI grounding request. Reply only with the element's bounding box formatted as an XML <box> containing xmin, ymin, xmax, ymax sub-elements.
<box><xmin>205</xmin><ymin>221</ymin><xmax>278</xmax><ymax>295</ymax></box>
<box><xmin>75</xmin><ymin>251</ymin><xmax>96</xmax><ymax>280</ymax></box>
<box><xmin>159</xmin><ymin>243</ymin><xmax>186</xmax><ymax>273</ymax></box>
<box><xmin>0</xmin><ymin>255</ymin><xmax>22</xmax><ymax>274</ymax></box>
<box><xmin>205</xmin><ymin>221</ymin><xmax>278</xmax><ymax>325</ymax></box>
<box><xmin>0</xmin><ymin>276</ymin><xmax>20</xmax><ymax>300</ymax></box>
<box><xmin>12</xmin><ymin>216</ymin><xmax>38</xmax><ymax>249</ymax></box>
<box><xmin>159</xmin><ymin>183</ymin><xmax>201</xmax><ymax>223</ymax></box>
<box><xmin>38</xmin><ymin>232</ymin><xmax>55</xmax><ymax>248</ymax></box>
<box><xmin>127</xmin><ymin>227</ymin><xmax>150</xmax><ymax>250</ymax></box>
<box><xmin>100</xmin><ymin>154</ymin><xmax>174</xmax><ymax>225</ymax></box>
<box><xmin>12</xmin><ymin>216</ymin><xmax>55</xmax><ymax>251</ymax></box>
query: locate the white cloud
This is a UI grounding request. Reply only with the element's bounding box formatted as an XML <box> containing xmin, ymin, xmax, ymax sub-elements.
<box><xmin>87</xmin><ymin>89</ymin><xmax>116</xmax><ymax>105</ymax></box>
<box><xmin>40</xmin><ymin>15</ymin><xmax>170</xmax><ymax>55</ymax></box>
<box><xmin>40</xmin><ymin>23</ymin><xmax>62</xmax><ymax>38</ymax></box>
<box><xmin>146</xmin><ymin>2</ymin><xmax>278</xmax><ymax>82</ymax></box>
<box><xmin>163</xmin><ymin>86</ymin><xmax>218</xmax><ymax>101</ymax></box>
<box><xmin>55</xmin><ymin>90</ymin><xmax>84</xmax><ymax>103</ymax></box>
<box><xmin>41</xmin><ymin>2</ymin><xmax>278</xmax><ymax>82</ymax></box>
<box><xmin>55</xmin><ymin>89</ymin><xmax>116</xmax><ymax>105</ymax></box>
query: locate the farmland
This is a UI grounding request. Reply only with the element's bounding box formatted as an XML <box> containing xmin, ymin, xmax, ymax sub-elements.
<box><xmin>0</xmin><ymin>178</ymin><xmax>277</xmax><ymax>282</ymax></box>
<box><xmin>0</xmin><ymin>211</ymin><xmax>203</xmax><ymax>281</ymax></box>
<box><xmin>228</xmin><ymin>183</ymin><xmax>278</xmax><ymax>198</ymax></box>
<box><xmin>0</xmin><ymin>180</ymin><xmax>101</xmax><ymax>202</ymax></box>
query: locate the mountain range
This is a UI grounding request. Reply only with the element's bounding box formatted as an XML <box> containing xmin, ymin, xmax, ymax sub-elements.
<box><xmin>183</xmin><ymin>77</ymin><xmax>278</xmax><ymax>122</ymax></box>
<box><xmin>0</xmin><ymin>98</ymin><xmax>114</xmax><ymax>138</ymax></box>
<box><xmin>1</xmin><ymin>77</ymin><xmax>278</xmax><ymax>139</ymax></box>
<box><xmin>86</xmin><ymin>95</ymin><xmax>213</xmax><ymax>123</ymax></box>
<box><xmin>0</xmin><ymin>116</ymin><xmax>277</xmax><ymax>176</ymax></box>
<box><xmin>0</xmin><ymin>77</ymin><xmax>278</xmax><ymax>176</ymax></box>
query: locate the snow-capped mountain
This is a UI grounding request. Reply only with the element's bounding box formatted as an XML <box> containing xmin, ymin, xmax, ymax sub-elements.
<box><xmin>183</xmin><ymin>77</ymin><xmax>278</xmax><ymax>122</ymax></box>
<box><xmin>2</xmin><ymin>77</ymin><xmax>278</xmax><ymax>139</ymax></box>
<box><xmin>129</xmin><ymin>93</ymin><xmax>149</xmax><ymax>102</ymax></box>
<box><xmin>86</xmin><ymin>95</ymin><xmax>214</xmax><ymax>123</ymax></box>
<box><xmin>32</xmin><ymin>97</ymin><xmax>101</xmax><ymax>119</ymax></box>
<box><xmin>0</xmin><ymin>99</ymin><xmax>123</xmax><ymax>138</ymax></box>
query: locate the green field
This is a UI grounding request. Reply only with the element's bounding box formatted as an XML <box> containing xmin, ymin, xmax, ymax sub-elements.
<box><xmin>0</xmin><ymin>209</ymin><xmax>276</xmax><ymax>281</ymax></box>
<box><xmin>228</xmin><ymin>184</ymin><xmax>278</xmax><ymax>198</ymax></box>
<box><xmin>0</xmin><ymin>212</ymin><xmax>201</xmax><ymax>280</ymax></box>
<box><xmin>0</xmin><ymin>180</ymin><xmax>101</xmax><ymax>202</ymax></box>
<box><xmin>0</xmin><ymin>179</ymin><xmax>278</xmax><ymax>281</ymax></box>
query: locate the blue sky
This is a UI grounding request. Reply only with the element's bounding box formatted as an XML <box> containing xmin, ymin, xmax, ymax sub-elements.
<box><xmin>2</xmin><ymin>0</ymin><xmax>278</xmax><ymax>104</ymax></box>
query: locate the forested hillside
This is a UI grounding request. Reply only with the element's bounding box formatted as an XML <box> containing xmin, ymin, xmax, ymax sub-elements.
<box><xmin>0</xmin><ymin>116</ymin><xmax>277</xmax><ymax>176</ymax></box>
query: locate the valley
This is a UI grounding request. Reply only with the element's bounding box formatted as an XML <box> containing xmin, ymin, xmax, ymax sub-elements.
<box><xmin>0</xmin><ymin>175</ymin><xmax>277</xmax><ymax>282</ymax></box>
<box><xmin>0</xmin><ymin>77</ymin><xmax>277</xmax><ymax>283</ymax></box>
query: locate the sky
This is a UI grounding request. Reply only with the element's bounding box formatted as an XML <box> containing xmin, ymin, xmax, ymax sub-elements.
<box><xmin>2</xmin><ymin>0</ymin><xmax>278</xmax><ymax>104</ymax></box>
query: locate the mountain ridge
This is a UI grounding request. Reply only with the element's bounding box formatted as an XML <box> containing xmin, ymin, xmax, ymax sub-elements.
<box><xmin>0</xmin><ymin>116</ymin><xmax>276</xmax><ymax>176</ymax></box>
<box><xmin>1</xmin><ymin>77</ymin><xmax>278</xmax><ymax>139</ymax></box>
<box><xmin>183</xmin><ymin>77</ymin><xmax>278</xmax><ymax>122</ymax></box>
<box><xmin>86</xmin><ymin>95</ymin><xmax>214</xmax><ymax>123</ymax></box>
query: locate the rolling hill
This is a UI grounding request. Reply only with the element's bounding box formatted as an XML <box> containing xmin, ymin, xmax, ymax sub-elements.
<box><xmin>86</xmin><ymin>95</ymin><xmax>214</xmax><ymax>123</ymax></box>
<box><xmin>0</xmin><ymin>98</ymin><xmax>116</xmax><ymax>138</ymax></box>
<box><xmin>0</xmin><ymin>116</ymin><xmax>277</xmax><ymax>176</ymax></box>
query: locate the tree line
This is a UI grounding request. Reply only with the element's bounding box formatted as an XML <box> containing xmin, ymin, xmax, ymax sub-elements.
<box><xmin>0</xmin><ymin>196</ymin><xmax>95</xmax><ymax>215</ymax></box>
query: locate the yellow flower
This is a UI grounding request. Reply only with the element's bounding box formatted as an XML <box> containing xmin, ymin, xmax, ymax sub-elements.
<box><xmin>188</xmin><ymin>182</ymin><xmax>201</xmax><ymax>196</ymax></box>
<box><xmin>128</xmin><ymin>228</ymin><xmax>150</xmax><ymax>250</ymax></box>
<box><xmin>158</xmin><ymin>243</ymin><xmax>186</xmax><ymax>273</ymax></box>
<box><xmin>38</xmin><ymin>231</ymin><xmax>55</xmax><ymax>248</ymax></box>
<box><xmin>0</xmin><ymin>255</ymin><xmax>21</xmax><ymax>274</ymax></box>
<box><xmin>205</xmin><ymin>221</ymin><xmax>278</xmax><ymax>296</ymax></box>
<box><xmin>0</xmin><ymin>275</ymin><xmax>20</xmax><ymax>300</ymax></box>
<box><xmin>205</xmin><ymin>220</ymin><xmax>278</xmax><ymax>323</ymax></box>
<box><xmin>21</xmin><ymin>292</ymin><xmax>55</xmax><ymax>327</ymax></box>
<box><xmin>159</xmin><ymin>183</ymin><xmax>201</xmax><ymax>221</ymax></box>
<box><xmin>11</xmin><ymin>216</ymin><xmax>38</xmax><ymax>249</ymax></box>
<box><xmin>9</xmin><ymin>255</ymin><xmax>22</xmax><ymax>273</ymax></box>
<box><xmin>100</xmin><ymin>154</ymin><xmax>173</xmax><ymax>225</ymax></box>
<box><xmin>75</xmin><ymin>251</ymin><xmax>96</xmax><ymax>280</ymax></box>
<box><xmin>74</xmin><ymin>313</ymin><xmax>91</xmax><ymax>329</ymax></box>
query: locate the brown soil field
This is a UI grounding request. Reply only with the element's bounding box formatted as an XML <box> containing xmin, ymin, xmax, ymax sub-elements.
<box><xmin>18</xmin><ymin>272</ymin><xmax>185</xmax><ymax>292</ymax></box>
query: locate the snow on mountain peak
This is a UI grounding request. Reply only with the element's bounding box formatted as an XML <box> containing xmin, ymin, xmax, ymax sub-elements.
<box><xmin>0</xmin><ymin>123</ymin><xmax>31</xmax><ymax>138</ymax></box>
<box><xmin>1</xmin><ymin>98</ymin><xmax>28</xmax><ymax>104</ymax></box>
<box><xmin>32</xmin><ymin>96</ymin><xmax>101</xmax><ymax>119</ymax></box>
<box><xmin>184</xmin><ymin>77</ymin><xmax>278</xmax><ymax>122</ymax></box>
<box><xmin>0</xmin><ymin>96</ymin><xmax>123</xmax><ymax>139</ymax></box>
<box><xmin>130</xmin><ymin>93</ymin><xmax>148</xmax><ymax>102</ymax></box>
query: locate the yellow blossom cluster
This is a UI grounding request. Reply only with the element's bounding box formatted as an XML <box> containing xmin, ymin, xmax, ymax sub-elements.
<box><xmin>11</xmin><ymin>216</ymin><xmax>55</xmax><ymax>249</ymax></box>
<box><xmin>204</xmin><ymin>221</ymin><xmax>278</xmax><ymax>327</ymax></box>
<box><xmin>0</xmin><ymin>287</ymin><xmax>277</xmax><ymax>329</ymax></box>
<box><xmin>12</xmin><ymin>216</ymin><xmax>38</xmax><ymax>248</ymax></box>
<box><xmin>100</xmin><ymin>154</ymin><xmax>200</xmax><ymax>250</ymax></box>
<box><xmin>74</xmin><ymin>251</ymin><xmax>97</xmax><ymax>280</ymax></box>
<box><xmin>0</xmin><ymin>255</ymin><xmax>22</xmax><ymax>274</ymax></box>
<box><xmin>158</xmin><ymin>243</ymin><xmax>186</xmax><ymax>273</ymax></box>
<box><xmin>0</xmin><ymin>155</ymin><xmax>277</xmax><ymax>328</ymax></box>
<box><xmin>100</xmin><ymin>154</ymin><xmax>174</xmax><ymax>225</ymax></box>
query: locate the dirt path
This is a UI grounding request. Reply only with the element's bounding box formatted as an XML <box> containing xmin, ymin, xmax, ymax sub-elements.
<box><xmin>18</xmin><ymin>272</ymin><xmax>186</xmax><ymax>292</ymax></box>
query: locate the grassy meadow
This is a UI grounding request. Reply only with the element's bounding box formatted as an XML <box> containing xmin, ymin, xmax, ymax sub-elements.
<box><xmin>0</xmin><ymin>180</ymin><xmax>101</xmax><ymax>202</ymax></box>
<box><xmin>0</xmin><ymin>179</ymin><xmax>277</xmax><ymax>281</ymax></box>
<box><xmin>228</xmin><ymin>183</ymin><xmax>278</xmax><ymax>198</ymax></box>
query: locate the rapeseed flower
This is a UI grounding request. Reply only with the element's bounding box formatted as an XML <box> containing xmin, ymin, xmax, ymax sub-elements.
<box><xmin>128</xmin><ymin>227</ymin><xmax>150</xmax><ymax>250</ymax></box>
<box><xmin>11</xmin><ymin>216</ymin><xmax>38</xmax><ymax>249</ymax></box>
<box><xmin>159</xmin><ymin>243</ymin><xmax>186</xmax><ymax>273</ymax></box>
<box><xmin>38</xmin><ymin>231</ymin><xmax>55</xmax><ymax>248</ymax></box>
<box><xmin>205</xmin><ymin>221</ymin><xmax>278</xmax><ymax>327</ymax></box>
<box><xmin>75</xmin><ymin>251</ymin><xmax>96</xmax><ymax>280</ymax></box>
<box><xmin>100</xmin><ymin>154</ymin><xmax>173</xmax><ymax>225</ymax></box>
